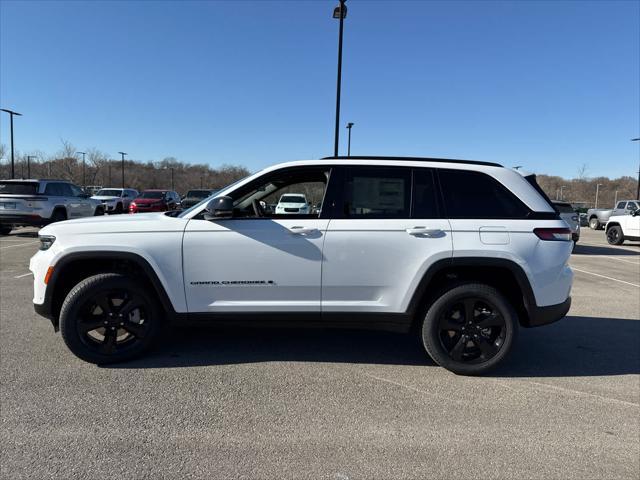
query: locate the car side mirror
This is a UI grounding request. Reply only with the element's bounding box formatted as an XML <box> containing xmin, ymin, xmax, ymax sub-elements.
<box><xmin>205</xmin><ymin>196</ymin><xmax>234</xmax><ymax>220</ymax></box>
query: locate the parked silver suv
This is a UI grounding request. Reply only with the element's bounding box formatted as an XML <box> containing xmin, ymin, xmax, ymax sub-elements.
<box><xmin>0</xmin><ymin>179</ymin><xmax>104</xmax><ymax>235</ymax></box>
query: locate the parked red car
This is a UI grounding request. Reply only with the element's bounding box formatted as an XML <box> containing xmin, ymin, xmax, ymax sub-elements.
<box><xmin>129</xmin><ymin>190</ymin><xmax>181</xmax><ymax>213</ymax></box>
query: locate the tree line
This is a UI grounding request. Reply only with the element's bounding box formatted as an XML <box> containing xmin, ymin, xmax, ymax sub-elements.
<box><xmin>0</xmin><ymin>141</ymin><xmax>250</xmax><ymax>194</ymax></box>
<box><xmin>0</xmin><ymin>142</ymin><xmax>637</xmax><ymax>206</ymax></box>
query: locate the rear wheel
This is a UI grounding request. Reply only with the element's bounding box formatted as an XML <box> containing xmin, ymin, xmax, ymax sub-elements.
<box><xmin>50</xmin><ymin>209</ymin><xmax>67</xmax><ymax>223</ymax></box>
<box><xmin>421</xmin><ymin>283</ymin><xmax>518</xmax><ymax>375</ymax></box>
<box><xmin>589</xmin><ymin>217</ymin><xmax>600</xmax><ymax>230</ymax></box>
<box><xmin>94</xmin><ymin>206</ymin><xmax>105</xmax><ymax>216</ymax></box>
<box><xmin>606</xmin><ymin>226</ymin><xmax>624</xmax><ymax>245</ymax></box>
<box><xmin>60</xmin><ymin>273</ymin><xmax>163</xmax><ymax>364</ymax></box>
<box><xmin>0</xmin><ymin>225</ymin><xmax>12</xmax><ymax>235</ymax></box>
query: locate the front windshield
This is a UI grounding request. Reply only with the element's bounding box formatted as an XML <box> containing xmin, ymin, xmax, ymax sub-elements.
<box><xmin>137</xmin><ymin>191</ymin><xmax>164</xmax><ymax>199</ymax></box>
<box><xmin>186</xmin><ymin>190</ymin><xmax>211</xmax><ymax>198</ymax></box>
<box><xmin>178</xmin><ymin>177</ymin><xmax>248</xmax><ymax>218</ymax></box>
<box><xmin>96</xmin><ymin>189</ymin><xmax>122</xmax><ymax>197</ymax></box>
<box><xmin>280</xmin><ymin>195</ymin><xmax>306</xmax><ymax>204</ymax></box>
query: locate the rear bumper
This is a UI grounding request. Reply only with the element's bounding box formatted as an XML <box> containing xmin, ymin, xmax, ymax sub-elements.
<box><xmin>0</xmin><ymin>214</ymin><xmax>47</xmax><ymax>227</ymax></box>
<box><xmin>525</xmin><ymin>297</ymin><xmax>571</xmax><ymax>328</ymax></box>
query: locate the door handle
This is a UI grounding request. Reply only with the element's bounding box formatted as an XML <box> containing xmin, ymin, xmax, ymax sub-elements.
<box><xmin>289</xmin><ymin>226</ymin><xmax>318</xmax><ymax>235</ymax></box>
<box><xmin>406</xmin><ymin>227</ymin><xmax>444</xmax><ymax>237</ymax></box>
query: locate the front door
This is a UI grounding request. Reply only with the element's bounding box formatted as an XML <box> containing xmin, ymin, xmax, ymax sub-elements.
<box><xmin>182</xmin><ymin>165</ymin><xmax>332</xmax><ymax>314</ymax></box>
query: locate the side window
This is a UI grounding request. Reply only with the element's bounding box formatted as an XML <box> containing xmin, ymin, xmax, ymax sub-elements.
<box><xmin>44</xmin><ymin>183</ymin><xmax>63</xmax><ymax>196</ymax></box>
<box><xmin>616</xmin><ymin>202</ymin><xmax>626</xmax><ymax>209</ymax></box>
<box><xmin>58</xmin><ymin>183</ymin><xmax>73</xmax><ymax>197</ymax></box>
<box><xmin>227</xmin><ymin>167</ymin><xmax>330</xmax><ymax>219</ymax></box>
<box><xmin>342</xmin><ymin>167</ymin><xmax>411</xmax><ymax>218</ymax></box>
<box><xmin>412</xmin><ymin>169</ymin><xmax>439</xmax><ymax>218</ymax></box>
<box><xmin>69</xmin><ymin>184</ymin><xmax>84</xmax><ymax>197</ymax></box>
<box><xmin>438</xmin><ymin>169</ymin><xmax>530</xmax><ymax>219</ymax></box>
<box><xmin>627</xmin><ymin>202</ymin><xmax>637</xmax><ymax>211</ymax></box>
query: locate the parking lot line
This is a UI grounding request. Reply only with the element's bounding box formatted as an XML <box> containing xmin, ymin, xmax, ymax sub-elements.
<box><xmin>14</xmin><ymin>272</ymin><xmax>33</xmax><ymax>279</ymax></box>
<box><xmin>572</xmin><ymin>267</ymin><xmax>640</xmax><ymax>288</ymax></box>
<box><xmin>0</xmin><ymin>241</ymin><xmax>39</xmax><ymax>250</ymax></box>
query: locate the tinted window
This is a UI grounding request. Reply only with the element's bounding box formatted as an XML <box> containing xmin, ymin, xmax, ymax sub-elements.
<box><xmin>616</xmin><ymin>202</ymin><xmax>626</xmax><ymax>209</ymax></box>
<box><xmin>343</xmin><ymin>167</ymin><xmax>411</xmax><ymax>218</ymax></box>
<box><xmin>554</xmin><ymin>203</ymin><xmax>574</xmax><ymax>213</ymax></box>
<box><xmin>97</xmin><ymin>189</ymin><xmax>122</xmax><ymax>197</ymax></box>
<box><xmin>627</xmin><ymin>202</ymin><xmax>637</xmax><ymax>211</ymax></box>
<box><xmin>69</xmin><ymin>184</ymin><xmax>84</xmax><ymax>197</ymax></box>
<box><xmin>280</xmin><ymin>195</ymin><xmax>306</xmax><ymax>204</ymax></box>
<box><xmin>0</xmin><ymin>181</ymin><xmax>38</xmax><ymax>195</ymax></box>
<box><xmin>138</xmin><ymin>191</ymin><xmax>164</xmax><ymax>199</ymax></box>
<box><xmin>44</xmin><ymin>183</ymin><xmax>66</xmax><ymax>196</ymax></box>
<box><xmin>439</xmin><ymin>170</ymin><xmax>529</xmax><ymax>219</ymax></box>
<box><xmin>412</xmin><ymin>169</ymin><xmax>439</xmax><ymax>218</ymax></box>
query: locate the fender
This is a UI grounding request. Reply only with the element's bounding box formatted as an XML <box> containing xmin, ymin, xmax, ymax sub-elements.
<box><xmin>38</xmin><ymin>251</ymin><xmax>178</xmax><ymax>325</ymax></box>
<box><xmin>405</xmin><ymin>257</ymin><xmax>538</xmax><ymax>322</ymax></box>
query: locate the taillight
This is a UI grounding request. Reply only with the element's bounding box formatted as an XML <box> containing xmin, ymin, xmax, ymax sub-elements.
<box><xmin>533</xmin><ymin>228</ymin><xmax>572</xmax><ymax>241</ymax></box>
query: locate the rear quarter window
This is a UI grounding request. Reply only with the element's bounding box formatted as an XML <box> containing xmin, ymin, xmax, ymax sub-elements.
<box><xmin>439</xmin><ymin>169</ymin><xmax>530</xmax><ymax>219</ymax></box>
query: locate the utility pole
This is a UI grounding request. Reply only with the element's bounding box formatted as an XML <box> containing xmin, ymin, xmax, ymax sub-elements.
<box><xmin>632</xmin><ymin>138</ymin><xmax>640</xmax><ymax>199</ymax></box>
<box><xmin>27</xmin><ymin>156</ymin><xmax>36</xmax><ymax>178</ymax></box>
<box><xmin>560</xmin><ymin>185</ymin><xmax>566</xmax><ymax>201</ymax></box>
<box><xmin>76</xmin><ymin>152</ymin><xmax>87</xmax><ymax>188</ymax></box>
<box><xmin>346</xmin><ymin>122</ymin><xmax>354</xmax><ymax>156</ymax></box>
<box><xmin>595</xmin><ymin>183</ymin><xmax>603</xmax><ymax>209</ymax></box>
<box><xmin>118</xmin><ymin>152</ymin><xmax>127</xmax><ymax>188</ymax></box>
<box><xmin>332</xmin><ymin>0</ymin><xmax>347</xmax><ymax>157</ymax></box>
<box><xmin>1</xmin><ymin>108</ymin><xmax>22</xmax><ymax>179</ymax></box>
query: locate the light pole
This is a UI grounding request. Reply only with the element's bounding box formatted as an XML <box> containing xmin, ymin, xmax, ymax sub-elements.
<box><xmin>332</xmin><ymin>0</ymin><xmax>347</xmax><ymax>157</ymax></box>
<box><xmin>346</xmin><ymin>122</ymin><xmax>354</xmax><ymax>156</ymax></box>
<box><xmin>164</xmin><ymin>167</ymin><xmax>174</xmax><ymax>190</ymax></box>
<box><xmin>76</xmin><ymin>151</ymin><xmax>86</xmax><ymax>188</ymax></box>
<box><xmin>118</xmin><ymin>152</ymin><xmax>127</xmax><ymax>188</ymax></box>
<box><xmin>614</xmin><ymin>190</ymin><xmax>619</xmax><ymax>205</ymax></box>
<box><xmin>26</xmin><ymin>156</ymin><xmax>36</xmax><ymax>178</ymax></box>
<box><xmin>560</xmin><ymin>185</ymin><xmax>567</xmax><ymax>201</ymax></box>
<box><xmin>632</xmin><ymin>138</ymin><xmax>639</xmax><ymax>199</ymax></box>
<box><xmin>595</xmin><ymin>183</ymin><xmax>603</xmax><ymax>209</ymax></box>
<box><xmin>1</xmin><ymin>108</ymin><xmax>22</xmax><ymax>179</ymax></box>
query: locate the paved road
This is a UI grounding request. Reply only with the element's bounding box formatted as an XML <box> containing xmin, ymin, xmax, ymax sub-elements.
<box><xmin>1</xmin><ymin>227</ymin><xmax>638</xmax><ymax>479</ymax></box>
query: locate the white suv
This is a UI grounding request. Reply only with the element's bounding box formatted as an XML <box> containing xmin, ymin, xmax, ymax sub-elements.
<box><xmin>606</xmin><ymin>210</ymin><xmax>640</xmax><ymax>245</ymax></box>
<box><xmin>29</xmin><ymin>157</ymin><xmax>573</xmax><ymax>375</ymax></box>
<box><xmin>275</xmin><ymin>193</ymin><xmax>310</xmax><ymax>215</ymax></box>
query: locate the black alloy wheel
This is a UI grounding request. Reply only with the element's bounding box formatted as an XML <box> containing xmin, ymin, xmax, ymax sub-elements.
<box><xmin>421</xmin><ymin>283</ymin><xmax>518</xmax><ymax>375</ymax></box>
<box><xmin>60</xmin><ymin>273</ymin><xmax>162</xmax><ymax>364</ymax></box>
<box><xmin>606</xmin><ymin>226</ymin><xmax>624</xmax><ymax>245</ymax></box>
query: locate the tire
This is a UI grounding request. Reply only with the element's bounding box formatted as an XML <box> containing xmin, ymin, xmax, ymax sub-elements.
<box><xmin>421</xmin><ymin>283</ymin><xmax>518</xmax><ymax>376</ymax></box>
<box><xmin>589</xmin><ymin>217</ymin><xmax>600</xmax><ymax>230</ymax></box>
<box><xmin>0</xmin><ymin>225</ymin><xmax>12</xmax><ymax>235</ymax></box>
<box><xmin>59</xmin><ymin>273</ymin><xmax>163</xmax><ymax>364</ymax></box>
<box><xmin>606</xmin><ymin>226</ymin><xmax>624</xmax><ymax>245</ymax></box>
<box><xmin>94</xmin><ymin>206</ymin><xmax>105</xmax><ymax>216</ymax></box>
<box><xmin>50</xmin><ymin>209</ymin><xmax>67</xmax><ymax>223</ymax></box>
<box><xmin>115</xmin><ymin>203</ymin><xmax>123</xmax><ymax>214</ymax></box>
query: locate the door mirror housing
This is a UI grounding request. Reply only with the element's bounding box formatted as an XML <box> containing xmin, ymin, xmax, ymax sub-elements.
<box><xmin>205</xmin><ymin>196</ymin><xmax>234</xmax><ymax>220</ymax></box>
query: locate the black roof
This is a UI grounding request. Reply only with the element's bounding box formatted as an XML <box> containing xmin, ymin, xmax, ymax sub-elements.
<box><xmin>320</xmin><ymin>156</ymin><xmax>503</xmax><ymax>167</ymax></box>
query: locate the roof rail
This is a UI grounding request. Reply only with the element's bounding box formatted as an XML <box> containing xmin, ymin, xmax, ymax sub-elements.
<box><xmin>320</xmin><ymin>156</ymin><xmax>503</xmax><ymax>167</ymax></box>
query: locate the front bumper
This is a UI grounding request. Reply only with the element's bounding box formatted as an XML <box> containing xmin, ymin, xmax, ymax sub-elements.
<box><xmin>525</xmin><ymin>297</ymin><xmax>571</xmax><ymax>328</ymax></box>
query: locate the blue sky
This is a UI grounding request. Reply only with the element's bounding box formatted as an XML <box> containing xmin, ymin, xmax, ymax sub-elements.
<box><xmin>1</xmin><ymin>0</ymin><xmax>638</xmax><ymax>178</ymax></box>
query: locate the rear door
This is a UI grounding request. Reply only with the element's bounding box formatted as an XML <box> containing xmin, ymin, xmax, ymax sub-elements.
<box><xmin>613</xmin><ymin>201</ymin><xmax>627</xmax><ymax>216</ymax></box>
<box><xmin>321</xmin><ymin>166</ymin><xmax>452</xmax><ymax>314</ymax></box>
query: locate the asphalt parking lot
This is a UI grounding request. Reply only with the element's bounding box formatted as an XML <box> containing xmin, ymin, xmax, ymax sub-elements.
<box><xmin>0</xmin><ymin>227</ymin><xmax>638</xmax><ymax>480</ymax></box>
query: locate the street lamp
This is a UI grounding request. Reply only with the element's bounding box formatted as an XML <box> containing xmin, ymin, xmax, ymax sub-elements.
<box><xmin>118</xmin><ymin>152</ymin><xmax>127</xmax><ymax>188</ymax></box>
<box><xmin>26</xmin><ymin>156</ymin><xmax>36</xmax><ymax>179</ymax></box>
<box><xmin>1</xmin><ymin>108</ymin><xmax>22</xmax><ymax>179</ymax></box>
<box><xmin>332</xmin><ymin>0</ymin><xmax>347</xmax><ymax>157</ymax></box>
<box><xmin>164</xmin><ymin>166</ymin><xmax>175</xmax><ymax>190</ymax></box>
<box><xmin>559</xmin><ymin>185</ymin><xmax>567</xmax><ymax>201</ymax></box>
<box><xmin>632</xmin><ymin>138</ymin><xmax>639</xmax><ymax>200</ymax></box>
<box><xmin>346</xmin><ymin>122</ymin><xmax>354</xmax><ymax>156</ymax></box>
<box><xmin>76</xmin><ymin>152</ymin><xmax>86</xmax><ymax>188</ymax></box>
<box><xmin>595</xmin><ymin>183</ymin><xmax>603</xmax><ymax>209</ymax></box>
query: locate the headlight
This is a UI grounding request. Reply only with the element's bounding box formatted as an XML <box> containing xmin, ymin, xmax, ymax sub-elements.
<box><xmin>39</xmin><ymin>235</ymin><xmax>56</xmax><ymax>251</ymax></box>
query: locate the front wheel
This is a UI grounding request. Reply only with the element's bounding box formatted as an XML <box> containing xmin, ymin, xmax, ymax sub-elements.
<box><xmin>59</xmin><ymin>273</ymin><xmax>163</xmax><ymax>364</ymax></box>
<box><xmin>606</xmin><ymin>226</ymin><xmax>624</xmax><ymax>245</ymax></box>
<box><xmin>0</xmin><ymin>225</ymin><xmax>12</xmax><ymax>235</ymax></box>
<box><xmin>589</xmin><ymin>218</ymin><xmax>600</xmax><ymax>230</ymax></box>
<box><xmin>421</xmin><ymin>284</ymin><xmax>518</xmax><ymax>376</ymax></box>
